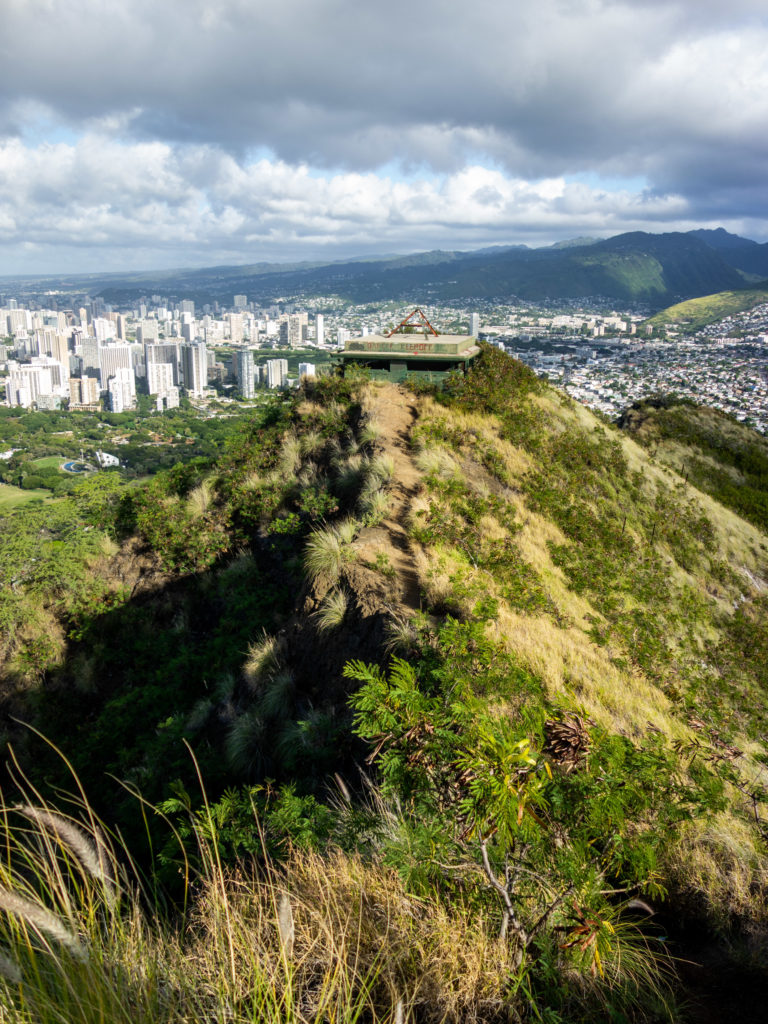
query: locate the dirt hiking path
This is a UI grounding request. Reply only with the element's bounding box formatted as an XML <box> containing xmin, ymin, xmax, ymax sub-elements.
<box><xmin>358</xmin><ymin>383</ymin><xmax>422</xmax><ymax>610</ymax></box>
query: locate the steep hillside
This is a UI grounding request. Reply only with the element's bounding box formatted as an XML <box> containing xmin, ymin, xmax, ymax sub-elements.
<box><xmin>645</xmin><ymin>286</ymin><xmax>768</xmax><ymax>332</ymax></box>
<box><xmin>2</xmin><ymin>353</ymin><xmax>768</xmax><ymax>1021</ymax></box>
<box><xmin>689</xmin><ymin>228</ymin><xmax>768</xmax><ymax>279</ymax></box>
<box><xmin>618</xmin><ymin>397</ymin><xmax>768</xmax><ymax>532</ymax></box>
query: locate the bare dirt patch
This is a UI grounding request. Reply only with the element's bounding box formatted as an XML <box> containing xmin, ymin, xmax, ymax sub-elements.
<box><xmin>356</xmin><ymin>383</ymin><xmax>421</xmax><ymax>610</ymax></box>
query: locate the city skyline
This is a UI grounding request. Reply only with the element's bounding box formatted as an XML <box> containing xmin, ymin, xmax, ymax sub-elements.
<box><xmin>1</xmin><ymin>0</ymin><xmax>767</xmax><ymax>274</ymax></box>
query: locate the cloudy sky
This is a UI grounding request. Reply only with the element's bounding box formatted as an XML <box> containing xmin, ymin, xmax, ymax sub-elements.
<box><xmin>1</xmin><ymin>0</ymin><xmax>767</xmax><ymax>274</ymax></box>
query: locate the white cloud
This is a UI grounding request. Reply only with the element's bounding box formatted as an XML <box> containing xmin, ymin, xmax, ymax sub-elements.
<box><xmin>1</xmin><ymin>0</ymin><xmax>767</xmax><ymax>270</ymax></box>
<box><xmin>1</xmin><ymin>134</ymin><xmax>759</xmax><ymax>274</ymax></box>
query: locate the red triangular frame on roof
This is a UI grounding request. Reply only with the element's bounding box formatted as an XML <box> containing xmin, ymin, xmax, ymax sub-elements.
<box><xmin>386</xmin><ymin>307</ymin><xmax>439</xmax><ymax>338</ymax></box>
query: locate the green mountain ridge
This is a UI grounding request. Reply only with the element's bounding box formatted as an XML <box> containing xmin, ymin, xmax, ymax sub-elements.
<box><xmin>1</xmin><ymin>357</ymin><xmax>768</xmax><ymax>1020</ymax></box>
<box><xmin>6</xmin><ymin>227</ymin><xmax>764</xmax><ymax>310</ymax></box>
<box><xmin>92</xmin><ymin>231</ymin><xmax>747</xmax><ymax>308</ymax></box>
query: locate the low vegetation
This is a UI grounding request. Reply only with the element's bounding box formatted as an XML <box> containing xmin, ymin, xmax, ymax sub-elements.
<box><xmin>1</xmin><ymin>349</ymin><xmax>768</xmax><ymax>1019</ymax></box>
<box><xmin>645</xmin><ymin>286</ymin><xmax>768</xmax><ymax>332</ymax></box>
<box><xmin>618</xmin><ymin>395</ymin><xmax>768</xmax><ymax>532</ymax></box>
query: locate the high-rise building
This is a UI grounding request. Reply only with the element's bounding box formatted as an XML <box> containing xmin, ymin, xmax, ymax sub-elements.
<box><xmin>279</xmin><ymin>312</ymin><xmax>308</xmax><ymax>348</ymax></box>
<box><xmin>147</xmin><ymin>362</ymin><xmax>180</xmax><ymax>410</ymax></box>
<box><xmin>243</xmin><ymin>313</ymin><xmax>258</xmax><ymax>343</ymax></box>
<box><xmin>180</xmin><ymin>341</ymin><xmax>208</xmax><ymax>396</ymax></box>
<box><xmin>265</xmin><ymin>358</ymin><xmax>288</xmax><ymax>389</ymax></box>
<box><xmin>30</xmin><ymin>327</ymin><xmax>56</xmax><ymax>356</ymax></box>
<box><xmin>136</xmin><ymin>320</ymin><xmax>159</xmax><ymax>343</ymax></box>
<box><xmin>5</xmin><ymin>357</ymin><xmax>68</xmax><ymax>408</ymax></box>
<box><xmin>298</xmin><ymin>362</ymin><xmax>316</xmax><ymax>380</ymax></box>
<box><xmin>148</xmin><ymin>361</ymin><xmax>173</xmax><ymax>395</ymax></box>
<box><xmin>50</xmin><ymin>333</ymin><xmax>70</xmax><ymax>365</ymax></box>
<box><xmin>98</xmin><ymin>344</ymin><xmax>133</xmax><ymax>389</ymax></box>
<box><xmin>7</xmin><ymin>309</ymin><xmax>31</xmax><ymax>335</ymax></box>
<box><xmin>227</xmin><ymin>313</ymin><xmax>244</xmax><ymax>343</ymax></box>
<box><xmin>69</xmin><ymin>376</ymin><xmax>101</xmax><ymax>407</ymax></box>
<box><xmin>92</xmin><ymin>317</ymin><xmax>116</xmax><ymax>343</ymax></box>
<box><xmin>469</xmin><ymin>312</ymin><xmax>480</xmax><ymax>337</ymax></box>
<box><xmin>80</xmin><ymin>337</ymin><xmax>101</xmax><ymax>378</ymax></box>
<box><xmin>235</xmin><ymin>349</ymin><xmax>255</xmax><ymax>398</ymax></box>
<box><xmin>145</xmin><ymin>341</ymin><xmax>180</xmax><ymax>385</ymax></box>
<box><xmin>233</xmin><ymin>294</ymin><xmax>247</xmax><ymax>311</ymax></box>
<box><xmin>108</xmin><ymin>367</ymin><xmax>136</xmax><ymax>412</ymax></box>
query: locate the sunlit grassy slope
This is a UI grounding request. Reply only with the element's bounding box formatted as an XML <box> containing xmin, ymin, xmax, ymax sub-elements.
<box><xmin>645</xmin><ymin>285</ymin><xmax>768</xmax><ymax>331</ymax></box>
<box><xmin>4</xmin><ymin>356</ymin><xmax>768</xmax><ymax>1022</ymax></box>
<box><xmin>406</xmin><ymin>369</ymin><xmax>768</xmax><ymax>920</ymax></box>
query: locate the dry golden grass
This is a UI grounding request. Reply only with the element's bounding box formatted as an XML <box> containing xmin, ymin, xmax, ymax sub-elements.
<box><xmin>239</xmin><ymin>468</ymin><xmax>263</xmax><ymax>492</ymax></box>
<box><xmin>410</xmin><ymin>395</ymin><xmax>691</xmax><ymax>739</ymax></box>
<box><xmin>663</xmin><ymin>813</ymin><xmax>768</xmax><ymax>922</ymax></box>
<box><xmin>413</xmin><ymin>545</ymin><xmax>486</xmax><ymax>619</ymax></box>
<box><xmin>192</xmin><ymin>848</ymin><xmax>512</xmax><ymax>1024</ymax></box>
<box><xmin>414</xmin><ymin>396</ymin><xmax>533</xmax><ymax>479</ymax></box>
<box><xmin>278</xmin><ymin>432</ymin><xmax>303</xmax><ymax>479</ymax></box>
<box><xmin>490</xmin><ymin>606</ymin><xmax>688</xmax><ymax>741</ymax></box>
<box><xmin>243</xmin><ymin>631</ymin><xmax>284</xmax><ymax>692</ymax></box>
<box><xmin>0</xmin><ymin>768</ymin><xmax>515</xmax><ymax>1024</ymax></box>
<box><xmin>186</xmin><ymin>478</ymin><xmax>215</xmax><ymax>520</ymax></box>
<box><xmin>95</xmin><ymin>534</ymin><xmax>120</xmax><ymax>559</ymax></box>
<box><xmin>382</xmin><ymin>381</ymin><xmax>768</xmax><ymax>923</ymax></box>
<box><xmin>413</xmin><ymin>444</ymin><xmax>462</xmax><ymax>480</ymax></box>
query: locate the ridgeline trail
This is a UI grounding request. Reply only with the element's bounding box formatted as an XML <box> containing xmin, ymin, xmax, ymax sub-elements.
<box><xmin>356</xmin><ymin>383</ymin><xmax>422</xmax><ymax>611</ymax></box>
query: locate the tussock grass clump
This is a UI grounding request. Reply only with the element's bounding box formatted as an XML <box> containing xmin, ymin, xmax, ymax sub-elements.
<box><xmin>367</xmin><ymin>453</ymin><xmax>395</xmax><ymax>487</ymax></box>
<box><xmin>663</xmin><ymin>813</ymin><xmax>768</xmax><ymax>922</ymax></box>
<box><xmin>239</xmin><ymin>468</ymin><xmax>263</xmax><ymax>492</ymax></box>
<box><xmin>384</xmin><ymin>613</ymin><xmax>424</xmax><ymax>655</ymax></box>
<box><xmin>333</xmin><ymin>452</ymin><xmax>367</xmax><ymax>497</ymax></box>
<box><xmin>186</xmin><ymin>478</ymin><xmax>215</xmax><ymax>520</ymax></box>
<box><xmin>277</xmin><ymin>432</ymin><xmax>303</xmax><ymax>478</ymax></box>
<box><xmin>304</xmin><ymin>527</ymin><xmax>344</xmax><ymax>585</ymax></box>
<box><xmin>304</xmin><ymin>520</ymin><xmax>358</xmax><ymax>586</ymax></box>
<box><xmin>243</xmin><ymin>631</ymin><xmax>284</xmax><ymax>692</ymax></box>
<box><xmin>314</xmin><ymin>588</ymin><xmax>349</xmax><ymax>632</ymax></box>
<box><xmin>299</xmin><ymin>429</ymin><xmax>325</xmax><ymax>458</ymax></box>
<box><xmin>358</xmin><ymin>482</ymin><xmax>390</xmax><ymax>525</ymax></box>
<box><xmin>256</xmin><ymin>669</ymin><xmax>295</xmax><ymax>720</ymax></box>
<box><xmin>414</xmin><ymin>445</ymin><xmax>461</xmax><ymax>480</ymax></box>
<box><xmin>358</xmin><ymin>419</ymin><xmax>381</xmax><ymax>448</ymax></box>
<box><xmin>225</xmin><ymin>708</ymin><xmax>267</xmax><ymax>775</ymax></box>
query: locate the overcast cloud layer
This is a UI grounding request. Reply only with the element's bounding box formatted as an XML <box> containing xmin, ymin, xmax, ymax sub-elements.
<box><xmin>1</xmin><ymin>0</ymin><xmax>767</xmax><ymax>274</ymax></box>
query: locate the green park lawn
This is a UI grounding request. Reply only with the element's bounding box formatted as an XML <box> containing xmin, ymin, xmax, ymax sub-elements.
<box><xmin>0</xmin><ymin>483</ymin><xmax>51</xmax><ymax>510</ymax></box>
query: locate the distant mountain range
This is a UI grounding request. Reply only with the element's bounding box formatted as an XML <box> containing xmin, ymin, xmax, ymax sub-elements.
<box><xmin>10</xmin><ymin>228</ymin><xmax>768</xmax><ymax>309</ymax></box>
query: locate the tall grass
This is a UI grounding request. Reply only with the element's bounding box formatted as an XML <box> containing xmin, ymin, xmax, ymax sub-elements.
<box><xmin>0</xmin><ymin>758</ymin><xmax>512</xmax><ymax>1023</ymax></box>
<box><xmin>314</xmin><ymin>588</ymin><xmax>349</xmax><ymax>631</ymax></box>
<box><xmin>0</xmin><ymin>737</ymin><xmax>683</xmax><ymax>1024</ymax></box>
<box><xmin>304</xmin><ymin>520</ymin><xmax>357</xmax><ymax>585</ymax></box>
<box><xmin>243</xmin><ymin>631</ymin><xmax>284</xmax><ymax>692</ymax></box>
<box><xmin>185</xmin><ymin>477</ymin><xmax>215</xmax><ymax>519</ymax></box>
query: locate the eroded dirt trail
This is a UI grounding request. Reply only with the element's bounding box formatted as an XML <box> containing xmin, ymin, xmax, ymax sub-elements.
<box><xmin>357</xmin><ymin>383</ymin><xmax>422</xmax><ymax>610</ymax></box>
